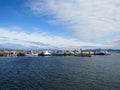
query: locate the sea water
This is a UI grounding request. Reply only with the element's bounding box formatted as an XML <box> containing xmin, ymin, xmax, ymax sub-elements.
<box><xmin>0</xmin><ymin>53</ymin><xmax>120</xmax><ymax>90</ymax></box>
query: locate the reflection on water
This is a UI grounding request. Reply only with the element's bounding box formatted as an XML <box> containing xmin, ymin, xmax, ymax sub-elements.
<box><xmin>0</xmin><ymin>54</ymin><xmax>120</xmax><ymax>90</ymax></box>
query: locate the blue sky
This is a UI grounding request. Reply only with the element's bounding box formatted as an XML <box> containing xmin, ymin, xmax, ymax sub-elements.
<box><xmin>0</xmin><ymin>0</ymin><xmax>120</xmax><ymax>49</ymax></box>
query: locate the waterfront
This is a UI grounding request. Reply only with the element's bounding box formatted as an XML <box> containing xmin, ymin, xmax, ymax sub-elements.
<box><xmin>0</xmin><ymin>53</ymin><xmax>120</xmax><ymax>90</ymax></box>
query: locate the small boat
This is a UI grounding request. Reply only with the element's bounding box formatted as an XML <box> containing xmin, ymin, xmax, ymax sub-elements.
<box><xmin>104</xmin><ymin>51</ymin><xmax>111</xmax><ymax>55</ymax></box>
<box><xmin>95</xmin><ymin>51</ymin><xmax>111</xmax><ymax>55</ymax></box>
<box><xmin>52</xmin><ymin>51</ymin><xmax>64</xmax><ymax>56</ymax></box>
<box><xmin>44</xmin><ymin>50</ymin><xmax>51</xmax><ymax>56</ymax></box>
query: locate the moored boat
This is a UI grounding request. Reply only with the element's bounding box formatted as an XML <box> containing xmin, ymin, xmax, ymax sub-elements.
<box><xmin>95</xmin><ymin>50</ymin><xmax>111</xmax><ymax>55</ymax></box>
<box><xmin>44</xmin><ymin>50</ymin><xmax>51</xmax><ymax>56</ymax></box>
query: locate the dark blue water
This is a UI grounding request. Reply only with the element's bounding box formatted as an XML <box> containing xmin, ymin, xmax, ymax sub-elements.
<box><xmin>0</xmin><ymin>53</ymin><xmax>120</xmax><ymax>90</ymax></box>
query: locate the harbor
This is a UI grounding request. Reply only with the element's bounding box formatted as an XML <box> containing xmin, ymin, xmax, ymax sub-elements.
<box><xmin>0</xmin><ymin>49</ymin><xmax>111</xmax><ymax>57</ymax></box>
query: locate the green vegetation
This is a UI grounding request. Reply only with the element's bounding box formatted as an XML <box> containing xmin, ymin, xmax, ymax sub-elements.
<box><xmin>17</xmin><ymin>52</ymin><xmax>25</xmax><ymax>56</ymax></box>
<box><xmin>0</xmin><ymin>53</ymin><xmax>3</xmax><ymax>56</ymax></box>
<box><xmin>63</xmin><ymin>52</ymin><xmax>74</xmax><ymax>56</ymax></box>
<box><xmin>38</xmin><ymin>52</ymin><xmax>44</xmax><ymax>56</ymax></box>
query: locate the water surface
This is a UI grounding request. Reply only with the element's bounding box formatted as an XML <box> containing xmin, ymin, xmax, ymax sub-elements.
<box><xmin>0</xmin><ymin>53</ymin><xmax>120</xmax><ymax>90</ymax></box>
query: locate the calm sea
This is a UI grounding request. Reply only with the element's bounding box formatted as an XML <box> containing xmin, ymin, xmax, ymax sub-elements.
<box><xmin>0</xmin><ymin>53</ymin><xmax>120</xmax><ymax>90</ymax></box>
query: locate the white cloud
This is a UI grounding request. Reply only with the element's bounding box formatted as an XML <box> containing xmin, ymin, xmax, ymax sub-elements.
<box><xmin>0</xmin><ymin>28</ymin><xmax>106</xmax><ymax>49</ymax></box>
<box><xmin>102</xmin><ymin>35</ymin><xmax>120</xmax><ymax>49</ymax></box>
<box><xmin>28</xmin><ymin>0</ymin><xmax>120</xmax><ymax>43</ymax></box>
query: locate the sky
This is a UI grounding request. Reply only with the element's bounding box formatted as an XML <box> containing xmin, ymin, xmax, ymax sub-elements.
<box><xmin>0</xmin><ymin>0</ymin><xmax>120</xmax><ymax>50</ymax></box>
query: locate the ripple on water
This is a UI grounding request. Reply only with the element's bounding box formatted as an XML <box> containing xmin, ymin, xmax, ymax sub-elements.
<box><xmin>0</xmin><ymin>54</ymin><xmax>120</xmax><ymax>90</ymax></box>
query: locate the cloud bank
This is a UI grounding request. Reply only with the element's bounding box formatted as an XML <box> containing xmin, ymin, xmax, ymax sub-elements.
<box><xmin>28</xmin><ymin>0</ymin><xmax>120</xmax><ymax>42</ymax></box>
<box><xmin>0</xmin><ymin>28</ymin><xmax>105</xmax><ymax>49</ymax></box>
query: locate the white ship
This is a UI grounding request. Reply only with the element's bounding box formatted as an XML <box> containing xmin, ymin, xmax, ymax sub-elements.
<box><xmin>44</xmin><ymin>50</ymin><xmax>51</xmax><ymax>56</ymax></box>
